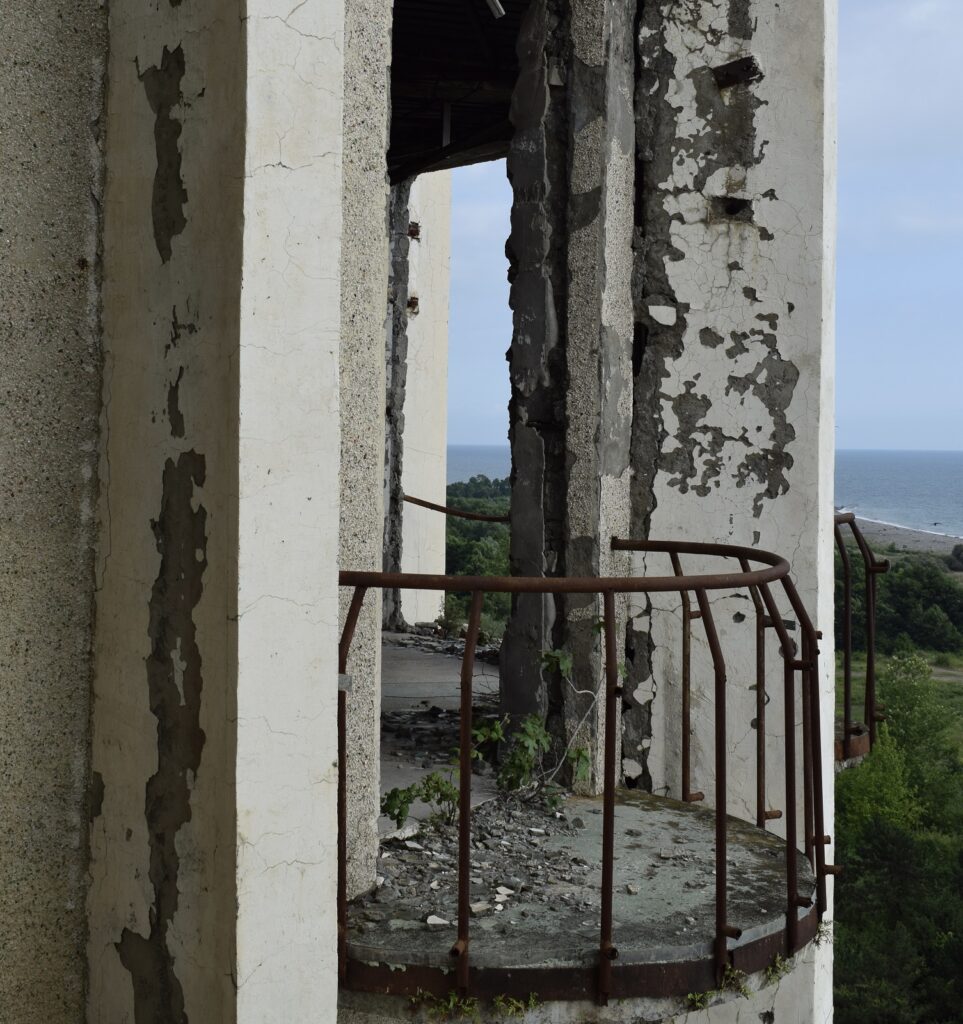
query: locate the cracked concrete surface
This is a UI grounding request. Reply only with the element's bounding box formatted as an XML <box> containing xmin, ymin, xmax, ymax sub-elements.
<box><xmin>503</xmin><ymin>0</ymin><xmax>635</xmax><ymax>790</ymax></box>
<box><xmin>339</xmin><ymin>0</ymin><xmax>392</xmax><ymax>902</ymax></box>
<box><xmin>625</xmin><ymin>1</ymin><xmax>835</xmax><ymax>858</ymax></box>
<box><xmin>0</xmin><ymin>0</ymin><xmax>106</xmax><ymax>1017</ymax></box>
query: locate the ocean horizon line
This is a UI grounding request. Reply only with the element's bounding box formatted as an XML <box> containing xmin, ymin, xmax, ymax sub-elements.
<box><xmin>447</xmin><ymin>443</ymin><xmax>963</xmax><ymax>454</ymax></box>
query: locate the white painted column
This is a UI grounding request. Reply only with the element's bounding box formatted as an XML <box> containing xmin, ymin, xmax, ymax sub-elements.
<box><xmin>88</xmin><ymin>0</ymin><xmax>345</xmax><ymax>1020</ymax></box>
<box><xmin>401</xmin><ymin>171</ymin><xmax>452</xmax><ymax>625</ymax></box>
<box><xmin>236</xmin><ymin>2</ymin><xmax>345</xmax><ymax>1019</ymax></box>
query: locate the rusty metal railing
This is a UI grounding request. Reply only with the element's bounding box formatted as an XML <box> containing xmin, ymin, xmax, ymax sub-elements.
<box><xmin>338</xmin><ymin>539</ymin><xmax>834</xmax><ymax>1004</ymax></box>
<box><xmin>834</xmin><ymin>513</ymin><xmax>890</xmax><ymax>758</ymax></box>
<box><xmin>403</xmin><ymin>493</ymin><xmax>510</xmax><ymax>524</ymax></box>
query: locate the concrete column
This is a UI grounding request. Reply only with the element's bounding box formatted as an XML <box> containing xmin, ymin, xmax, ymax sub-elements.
<box><xmin>625</xmin><ymin>6</ymin><xmax>836</xmax><ymax>1012</ymax></box>
<box><xmin>626</xmin><ymin>0</ymin><xmax>835</xmax><ymax>824</ymax></box>
<box><xmin>0</xmin><ymin>3</ymin><xmax>106</xmax><ymax>1020</ymax></box>
<box><xmin>87</xmin><ymin>1</ymin><xmax>345</xmax><ymax>1021</ymax></box>
<box><xmin>383</xmin><ymin>179</ymin><xmax>414</xmax><ymax>631</ymax></box>
<box><xmin>503</xmin><ymin>0</ymin><xmax>635</xmax><ymax>783</ymax></box>
<box><xmin>339</xmin><ymin>0</ymin><xmax>392</xmax><ymax>895</ymax></box>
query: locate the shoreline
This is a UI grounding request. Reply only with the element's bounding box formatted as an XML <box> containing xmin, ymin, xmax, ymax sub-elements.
<box><xmin>852</xmin><ymin>517</ymin><xmax>963</xmax><ymax>556</ymax></box>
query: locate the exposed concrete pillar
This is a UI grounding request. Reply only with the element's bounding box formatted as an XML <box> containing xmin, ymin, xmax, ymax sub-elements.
<box><xmin>503</xmin><ymin>0</ymin><xmax>635</xmax><ymax>783</ymax></box>
<box><xmin>383</xmin><ymin>179</ymin><xmax>414</xmax><ymax>631</ymax></box>
<box><xmin>87</xmin><ymin>0</ymin><xmax>345</xmax><ymax>1020</ymax></box>
<box><xmin>0</xmin><ymin>3</ymin><xmax>106</xmax><ymax>1019</ymax></box>
<box><xmin>339</xmin><ymin>0</ymin><xmax>392</xmax><ymax>896</ymax></box>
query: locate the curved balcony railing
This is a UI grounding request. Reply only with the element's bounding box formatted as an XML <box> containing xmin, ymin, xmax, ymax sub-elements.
<box><xmin>337</xmin><ymin>539</ymin><xmax>835</xmax><ymax>1005</ymax></box>
<box><xmin>833</xmin><ymin>513</ymin><xmax>890</xmax><ymax>759</ymax></box>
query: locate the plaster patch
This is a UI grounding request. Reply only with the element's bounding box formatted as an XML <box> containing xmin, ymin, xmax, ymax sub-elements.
<box><xmin>139</xmin><ymin>46</ymin><xmax>188</xmax><ymax>263</ymax></box>
<box><xmin>116</xmin><ymin>451</ymin><xmax>208</xmax><ymax>1022</ymax></box>
<box><xmin>648</xmin><ymin>304</ymin><xmax>677</xmax><ymax>326</ymax></box>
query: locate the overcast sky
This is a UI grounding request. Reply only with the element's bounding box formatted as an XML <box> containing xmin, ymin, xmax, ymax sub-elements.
<box><xmin>445</xmin><ymin>0</ymin><xmax>962</xmax><ymax>451</ymax></box>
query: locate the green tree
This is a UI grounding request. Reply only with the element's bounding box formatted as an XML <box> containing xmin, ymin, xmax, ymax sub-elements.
<box><xmin>835</xmin><ymin>655</ymin><xmax>963</xmax><ymax>1024</ymax></box>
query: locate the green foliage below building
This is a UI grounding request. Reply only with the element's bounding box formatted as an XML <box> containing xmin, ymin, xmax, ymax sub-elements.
<box><xmin>835</xmin><ymin>545</ymin><xmax>963</xmax><ymax>653</ymax></box>
<box><xmin>834</xmin><ymin>654</ymin><xmax>963</xmax><ymax>1024</ymax></box>
<box><xmin>442</xmin><ymin>476</ymin><xmax>510</xmax><ymax>637</ymax></box>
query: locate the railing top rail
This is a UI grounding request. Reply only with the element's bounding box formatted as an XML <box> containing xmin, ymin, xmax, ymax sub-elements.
<box><xmin>833</xmin><ymin>512</ymin><xmax>891</xmax><ymax>573</ymax></box>
<box><xmin>403</xmin><ymin>493</ymin><xmax>510</xmax><ymax>524</ymax></box>
<box><xmin>341</xmin><ymin>538</ymin><xmax>790</xmax><ymax>595</ymax></box>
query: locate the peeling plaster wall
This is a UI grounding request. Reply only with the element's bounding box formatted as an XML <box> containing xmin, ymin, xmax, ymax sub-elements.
<box><xmin>504</xmin><ymin>0</ymin><xmax>635</xmax><ymax>785</ymax></box>
<box><xmin>89</xmin><ymin>0</ymin><xmax>345</xmax><ymax>1020</ymax></box>
<box><xmin>0</xmin><ymin>1</ymin><xmax>106</xmax><ymax>1018</ymax></box>
<box><xmin>89</xmin><ymin>10</ymin><xmax>245</xmax><ymax>1016</ymax></box>
<box><xmin>400</xmin><ymin>171</ymin><xmax>451</xmax><ymax>625</ymax></box>
<box><xmin>627</xmin><ymin>0</ymin><xmax>835</xmax><ymax>820</ymax></box>
<box><xmin>624</xmin><ymin>2</ymin><xmax>836</xmax><ymax>1009</ymax></box>
<box><xmin>340</xmin><ymin>939</ymin><xmax>822</xmax><ymax>1022</ymax></box>
<box><xmin>339</xmin><ymin>0</ymin><xmax>392</xmax><ymax>896</ymax></box>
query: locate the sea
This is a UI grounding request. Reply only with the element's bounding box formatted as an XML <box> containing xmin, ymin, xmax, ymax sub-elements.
<box><xmin>447</xmin><ymin>445</ymin><xmax>963</xmax><ymax>539</ymax></box>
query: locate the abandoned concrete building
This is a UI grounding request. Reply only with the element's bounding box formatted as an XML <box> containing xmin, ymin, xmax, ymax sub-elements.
<box><xmin>1</xmin><ymin>0</ymin><xmax>846</xmax><ymax>1021</ymax></box>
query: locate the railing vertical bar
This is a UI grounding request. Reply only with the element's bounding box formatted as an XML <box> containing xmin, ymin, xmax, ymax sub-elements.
<box><xmin>337</xmin><ymin>586</ymin><xmax>366</xmax><ymax>982</ymax></box>
<box><xmin>338</xmin><ymin>586</ymin><xmax>368</xmax><ymax>676</ymax></box>
<box><xmin>782</xmin><ymin>652</ymin><xmax>800</xmax><ymax>952</ymax></box>
<box><xmin>756</xmin><ymin>609</ymin><xmax>767</xmax><ymax>828</ymax></box>
<box><xmin>452</xmin><ymin>589</ymin><xmax>484</xmax><ymax>996</ymax></box>
<box><xmin>808</xmin><ymin>628</ymin><xmax>829</xmax><ymax>913</ymax></box>
<box><xmin>782</xmin><ymin>578</ymin><xmax>829</xmax><ymax>914</ymax></box>
<box><xmin>865</xmin><ymin>567</ymin><xmax>878</xmax><ymax>745</ymax></box>
<box><xmin>670</xmin><ymin>552</ymin><xmax>699</xmax><ymax>803</ymax></box>
<box><xmin>834</xmin><ymin>525</ymin><xmax>854</xmax><ymax>758</ymax></box>
<box><xmin>845</xmin><ymin>517</ymin><xmax>889</xmax><ymax>749</ymax></box>
<box><xmin>740</xmin><ymin>560</ymin><xmax>768</xmax><ymax>829</ymax></box>
<box><xmin>756</xmin><ymin>581</ymin><xmax>800</xmax><ymax>953</ymax></box>
<box><xmin>693</xmin><ymin>588</ymin><xmax>730</xmax><ymax>982</ymax></box>
<box><xmin>337</xmin><ymin>685</ymin><xmax>347</xmax><ymax>981</ymax></box>
<box><xmin>801</xmin><ymin>634</ymin><xmax>815</xmax><ymax>865</ymax></box>
<box><xmin>598</xmin><ymin>589</ymin><xmax>620</xmax><ymax>1005</ymax></box>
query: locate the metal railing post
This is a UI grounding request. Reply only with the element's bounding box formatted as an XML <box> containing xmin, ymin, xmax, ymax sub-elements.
<box><xmin>597</xmin><ymin>589</ymin><xmax>620</xmax><ymax>1005</ymax></box>
<box><xmin>452</xmin><ymin>590</ymin><xmax>484</xmax><ymax>996</ymax></box>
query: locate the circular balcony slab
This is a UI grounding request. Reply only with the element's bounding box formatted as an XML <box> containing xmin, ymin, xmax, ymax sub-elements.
<box><xmin>345</xmin><ymin>789</ymin><xmax>816</xmax><ymax>998</ymax></box>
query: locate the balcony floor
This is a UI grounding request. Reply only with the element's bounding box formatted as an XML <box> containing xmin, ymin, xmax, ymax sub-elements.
<box><xmin>356</xmin><ymin>633</ymin><xmax>816</xmax><ymax>989</ymax></box>
<box><xmin>349</xmin><ymin>787</ymin><xmax>815</xmax><ymax>971</ymax></box>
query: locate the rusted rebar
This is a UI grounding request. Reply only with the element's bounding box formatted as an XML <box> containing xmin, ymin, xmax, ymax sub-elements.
<box><xmin>404</xmin><ymin>493</ymin><xmax>510</xmax><ymax>524</ymax></box>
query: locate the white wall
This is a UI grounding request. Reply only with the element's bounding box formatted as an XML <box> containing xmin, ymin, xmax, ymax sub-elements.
<box><xmin>401</xmin><ymin>171</ymin><xmax>452</xmax><ymax>624</ymax></box>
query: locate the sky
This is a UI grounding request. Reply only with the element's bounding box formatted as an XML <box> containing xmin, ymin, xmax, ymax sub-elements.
<box><xmin>445</xmin><ymin>0</ymin><xmax>963</xmax><ymax>451</ymax></box>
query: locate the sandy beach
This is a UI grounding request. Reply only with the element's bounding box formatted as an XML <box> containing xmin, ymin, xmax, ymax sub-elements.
<box><xmin>854</xmin><ymin>517</ymin><xmax>963</xmax><ymax>556</ymax></box>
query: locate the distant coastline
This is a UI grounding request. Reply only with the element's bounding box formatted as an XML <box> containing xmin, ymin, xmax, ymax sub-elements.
<box><xmin>849</xmin><ymin>517</ymin><xmax>963</xmax><ymax>556</ymax></box>
<box><xmin>447</xmin><ymin>445</ymin><xmax>963</xmax><ymax>552</ymax></box>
